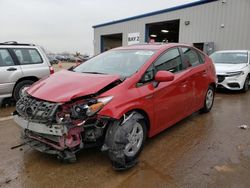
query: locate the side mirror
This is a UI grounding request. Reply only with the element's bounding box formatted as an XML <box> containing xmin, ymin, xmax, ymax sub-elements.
<box><xmin>155</xmin><ymin>71</ymin><xmax>175</xmax><ymax>82</ymax></box>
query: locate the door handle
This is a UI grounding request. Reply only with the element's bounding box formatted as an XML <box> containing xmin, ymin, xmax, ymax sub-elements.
<box><xmin>180</xmin><ymin>80</ymin><xmax>188</xmax><ymax>88</ymax></box>
<box><xmin>6</xmin><ymin>68</ymin><xmax>17</xmax><ymax>71</ymax></box>
<box><xmin>145</xmin><ymin>94</ymin><xmax>153</xmax><ymax>99</ymax></box>
<box><xmin>191</xmin><ymin>70</ymin><xmax>207</xmax><ymax>78</ymax></box>
<box><xmin>201</xmin><ymin>70</ymin><xmax>207</xmax><ymax>76</ymax></box>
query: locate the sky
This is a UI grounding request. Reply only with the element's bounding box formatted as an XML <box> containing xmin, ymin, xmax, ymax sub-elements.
<box><xmin>0</xmin><ymin>0</ymin><xmax>198</xmax><ymax>55</ymax></box>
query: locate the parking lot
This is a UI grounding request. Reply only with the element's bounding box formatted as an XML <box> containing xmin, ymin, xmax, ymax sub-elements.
<box><xmin>1</xmin><ymin>0</ymin><xmax>250</xmax><ymax>187</ymax></box>
<box><xmin>0</xmin><ymin>63</ymin><xmax>249</xmax><ymax>187</ymax></box>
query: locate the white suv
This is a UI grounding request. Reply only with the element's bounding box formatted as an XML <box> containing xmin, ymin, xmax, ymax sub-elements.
<box><xmin>0</xmin><ymin>41</ymin><xmax>54</xmax><ymax>101</ymax></box>
<box><xmin>210</xmin><ymin>50</ymin><xmax>250</xmax><ymax>92</ymax></box>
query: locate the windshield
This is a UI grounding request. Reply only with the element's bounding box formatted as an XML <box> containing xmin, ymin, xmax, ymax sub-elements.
<box><xmin>210</xmin><ymin>52</ymin><xmax>248</xmax><ymax>64</ymax></box>
<box><xmin>73</xmin><ymin>50</ymin><xmax>155</xmax><ymax>77</ymax></box>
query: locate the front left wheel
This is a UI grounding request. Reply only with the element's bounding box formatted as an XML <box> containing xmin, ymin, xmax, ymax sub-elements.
<box><xmin>103</xmin><ymin>112</ymin><xmax>147</xmax><ymax>170</ymax></box>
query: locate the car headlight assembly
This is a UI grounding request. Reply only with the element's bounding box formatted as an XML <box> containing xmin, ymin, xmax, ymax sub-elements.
<box><xmin>86</xmin><ymin>96</ymin><xmax>113</xmax><ymax>116</ymax></box>
<box><xmin>69</xmin><ymin>96</ymin><xmax>113</xmax><ymax>121</ymax></box>
<box><xmin>226</xmin><ymin>71</ymin><xmax>244</xmax><ymax>77</ymax></box>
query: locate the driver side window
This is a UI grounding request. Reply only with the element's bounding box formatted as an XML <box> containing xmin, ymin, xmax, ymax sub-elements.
<box><xmin>143</xmin><ymin>64</ymin><xmax>155</xmax><ymax>82</ymax></box>
<box><xmin>154</xmin><ymin>48</ymin><xmax>182</xmax><ymax>73</ymax></box>
<box><xmin>139</xmin><ymin>48</ymin><xmax>182</xmax><ymax>84</ymax></box>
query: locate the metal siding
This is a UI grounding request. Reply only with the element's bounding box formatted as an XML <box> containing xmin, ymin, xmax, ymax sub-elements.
<box><xmin>94</xmin><ymin>0</ymin><xmax>250</xmax><ymax>54</ymax></box>
<box><xmin>93</xmin><ymin>0</ymin><xmax>219</xmax><ymax>28</ymax></box>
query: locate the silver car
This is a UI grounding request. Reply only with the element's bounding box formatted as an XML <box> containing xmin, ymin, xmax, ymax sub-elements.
<box><xmin>0</xmin><ymin>41</ymin><xmax>54</xmax><ymax>101</ymax></box>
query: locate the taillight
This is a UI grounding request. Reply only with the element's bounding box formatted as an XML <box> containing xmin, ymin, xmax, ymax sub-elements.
<box><xmin>49</xmin><ymin>66</ymin><xmax>54</xmax><ymax>74</ymax></box>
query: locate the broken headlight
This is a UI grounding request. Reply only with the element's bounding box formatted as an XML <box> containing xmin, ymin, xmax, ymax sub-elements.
<box><xmin>56</xmin><ymin>96</ymin><xmax>113</xmax><ymax>124</ymax></box>
<box><xmin>72</xmin><ymin>96</ymin><xmax>113</xmax><ymax>118</ymax></box>
<box><xmin>86</xmin><ymin>96</ymin><xmax>113</xmax><ymax>116</ymax></box>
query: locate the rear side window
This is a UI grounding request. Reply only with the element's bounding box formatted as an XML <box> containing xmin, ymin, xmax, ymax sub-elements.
<box><xmin>13</xmin><ymin>49</ymin><xmax>43</xmax><ymax>65</ymax></box>
<box><xmin>181</xmin><ymin>47</ymin><xmax>200</xmax><ymax>67</ymax></box>
<box><xmin>0</xmin><ymin>49</ymin><xmax>15</xmax><ymax>66</ymax></box>
<box><xmin>154</xmin><ymin>48</ymin><xmax>183</xmax><ymax>73</ymax></box>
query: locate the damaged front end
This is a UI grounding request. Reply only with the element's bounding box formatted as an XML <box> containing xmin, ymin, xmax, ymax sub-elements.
<box><xmin>14</xmin><ymin>94</ymin><xmax>113</xmax><ymax>162</ymax></box>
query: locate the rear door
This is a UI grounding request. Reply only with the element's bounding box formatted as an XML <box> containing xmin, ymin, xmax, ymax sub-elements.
<box><xmin>10</xmin><ymin>48</ymin><xmax>50</xmax><ymax>79</ymax></box>
<box><xmin>180</xmin><ymin>47</ymin><xmax>209</xmax><ymax>110</ymax></box>
<box><xmin>0</xmin><ymin>48</ymin><xmax>22</xmax><ymax>97</ymax></box>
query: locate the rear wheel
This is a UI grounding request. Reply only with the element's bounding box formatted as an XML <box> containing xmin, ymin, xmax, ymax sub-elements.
<box><xmin>13</xmin><ymin>80</ymin><xmax>34</xmax><ymax>101</ymax></box>
<box><xmin>201</xmin><ymin>86</ymin><xmax>215</xmax><ymax>113</ymax></box>
<box><xmin>103</xmin><ymin>112</ymin><xmax>147</xmax><ymax>170</ymax></box>
<box><xmin>242</xmin><ymin>75</ymin><xmax>249</xmax><ymax>92</ymax></box>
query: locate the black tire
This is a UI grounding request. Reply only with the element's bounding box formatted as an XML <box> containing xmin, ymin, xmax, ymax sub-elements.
<box><xmin>104</xmin><ymin>112</ymin><xmax>147</xmax><ymax>170</ymax></box>
<box><xmin>13</xmin><ymin>80</ymin><xmax>34</xmax><ymax>101</ymax></box>
<box><xmin>200</xmin><ymin>86</ymin><xmax>215</xmax><ymax>113</ymax></box>
<box><xmin>242</xmin><ymin>76</ymin><xmax>249</xmax><ymax>93</ymax></box>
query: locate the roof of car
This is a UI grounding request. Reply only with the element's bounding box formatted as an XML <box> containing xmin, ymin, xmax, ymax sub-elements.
<box><xmin>0</xmin><ymin>42</ymin><xmax>38</xmax><ymax>49</ymax></box>
<box><xmin>113</xmin><ymin>43</ymin><xmax>188</xmax><ymax>51</ymax></box>
<box><xmin>0</xmin><ymin>45</ymin><xmax>38</xmax><ymax>49</ymax></box>
<box><xmin>0</xmin><ymin>41</ymin><xmax>35</xmax><ymax>46</ymax></box>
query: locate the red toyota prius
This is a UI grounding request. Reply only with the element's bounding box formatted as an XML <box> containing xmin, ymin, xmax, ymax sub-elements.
<box><xmin>14</xmin><ymin>43</ymin><xmax>216</xmax><ymax>170</ymax></box>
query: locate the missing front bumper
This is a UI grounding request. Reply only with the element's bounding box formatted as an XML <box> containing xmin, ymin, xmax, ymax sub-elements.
<box><xmin>13</xmin><ymin>115</ymin><xmax>68</xmax><ymax>136</ymax></box>
<box><xmin>13</xmin><ymin>113</ymin><xmax>110</xmax><ymax>163</ymax></box>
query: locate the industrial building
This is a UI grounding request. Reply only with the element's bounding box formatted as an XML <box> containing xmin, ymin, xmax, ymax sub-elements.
<box><xmin>93</xmin><ymin>0</ymin><xmax>250</xmax><ymax>55</ymax></box>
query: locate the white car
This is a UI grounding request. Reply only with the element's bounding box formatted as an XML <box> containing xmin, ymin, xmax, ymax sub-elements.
<box><xmin>0</xmin><ymin>41</ymin><xmax>54</xmax><ymax>101</ymax></box>
<box><xmin>210</xmin><ymin>50</ymin><xmax>250</xmax><ymax>92</ymax></box>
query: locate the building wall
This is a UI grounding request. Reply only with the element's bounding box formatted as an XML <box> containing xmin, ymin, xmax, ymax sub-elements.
<box><xmin>94</xmin><ymin>0</ymin><xmax>250</xmax><ymax>55</ymax></box>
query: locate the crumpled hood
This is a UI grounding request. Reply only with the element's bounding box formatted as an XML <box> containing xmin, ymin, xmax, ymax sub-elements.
<box><xmin>27</xmin><ymin>70</ymin><xmax>121</xmax><ymax>103</ymax></box>
<box><xmin>214</xmin><ymin>63</ymin><xmax>247</xmax><ymax>74</ymax></box>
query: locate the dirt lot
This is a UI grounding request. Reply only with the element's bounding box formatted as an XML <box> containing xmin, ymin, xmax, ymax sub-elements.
<box><xmin>0</xmin><ymin>66</ymin><xmax>249</xmax><ymax>187</ymax></box>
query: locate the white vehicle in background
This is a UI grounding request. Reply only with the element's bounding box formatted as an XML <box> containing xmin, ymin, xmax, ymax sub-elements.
<box><xmin>0</xmin><ymin>41</ymin><xmax>54</xmax><ymax>101</ymax></box>
<box><xmin>210</xmin><ymin>50</ymin><xmax>250</xmax><ymax>92</ymax></box>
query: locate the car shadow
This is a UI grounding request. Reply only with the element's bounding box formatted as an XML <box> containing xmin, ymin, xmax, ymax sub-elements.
<box><xmin>216</xmin><ymin>88</ymin><xmax>245</xmax><ymax>95</ymax></box>
<box><xmin>0</xmin><ymin>97</ymin><xmax>16</xmax><ymax>107</ymax></box>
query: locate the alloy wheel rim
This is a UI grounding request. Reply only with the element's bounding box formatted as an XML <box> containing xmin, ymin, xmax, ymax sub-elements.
<box><xmin>124</xmin><ymin>122</ymin><xmax>144</xmax><ymax>157</ymax></box>
<box><xmin>206</xmin><ymin>89</ymin><xmax>214</xmax><ymax>109</ymax></box>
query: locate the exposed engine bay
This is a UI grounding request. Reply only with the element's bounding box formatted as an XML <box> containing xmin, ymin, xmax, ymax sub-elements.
<box><xmin>14</xmin><ymin>94</ymin><xmax>112</xmax><ymax>162</ymax></box>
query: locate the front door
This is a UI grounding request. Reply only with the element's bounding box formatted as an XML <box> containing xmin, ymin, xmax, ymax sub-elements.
<box><xmin>151</xmin><ymin>48</ymin><xmax>193</xmax><ymax>134</ymax></box>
